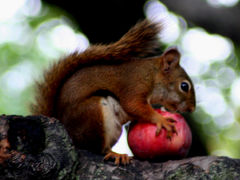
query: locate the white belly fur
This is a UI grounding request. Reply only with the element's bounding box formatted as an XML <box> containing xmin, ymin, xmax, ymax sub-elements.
<box><xmin>100</xmin><ymin>96</ymin><xmax>128</xmax><ymax>153</ymax></box>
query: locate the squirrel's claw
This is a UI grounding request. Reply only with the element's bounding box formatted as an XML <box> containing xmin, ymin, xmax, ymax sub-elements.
<box><xmin>104</xmin><ymin>151</ymin><xmax>132</xmax><ymax>165</ymax></box>
<box><xmin>155</xmin><ymin>122</ymin><xmax>162</xmax><ymax>136</ymax></box>
<box><xmin>156</xmin><ymin>117</ymin><xmax>177</xmax><ymax>138</ymax></box>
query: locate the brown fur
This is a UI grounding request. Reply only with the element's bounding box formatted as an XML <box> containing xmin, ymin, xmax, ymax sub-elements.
<box><xmin>31</xmin><ymin>19</ymin><xmax>196</xmax><ymax>158</ymax></box>
<box><xmin>31</xmin><ymin>20</ymin><xmax>162</xmax><ymax>117</ymax></box>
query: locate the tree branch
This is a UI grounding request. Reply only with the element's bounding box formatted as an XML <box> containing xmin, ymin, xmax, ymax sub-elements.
<box><xmin>1</xmin><ymin>115</ymin><xmax>240</xmax><ymax>179</ymax></box>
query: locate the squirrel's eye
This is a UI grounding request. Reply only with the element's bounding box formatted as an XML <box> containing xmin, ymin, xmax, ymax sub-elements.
<box><xmin>180</xmin><ymin>80</ymin><xmax>191</xmax><ymax>93</ymax></box>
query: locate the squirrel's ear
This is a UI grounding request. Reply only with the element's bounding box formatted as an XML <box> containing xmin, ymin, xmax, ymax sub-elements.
<box><xmin>161</xmin><ymin>47</ymin><xmax>180</xmax><ymax>72</ymax></box>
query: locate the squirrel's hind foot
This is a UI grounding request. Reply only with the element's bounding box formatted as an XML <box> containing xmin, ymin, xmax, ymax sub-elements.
<box><xmin>104</xmin><ymin>150</ymin><xmax>132</xmax><ymax>165</ymax></box>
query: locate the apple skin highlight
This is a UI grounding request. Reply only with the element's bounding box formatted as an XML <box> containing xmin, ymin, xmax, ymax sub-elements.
<box><xmin>127</xmin><ymin>109</ymin><xmax>192</xmax><ymax>160</ymax></box>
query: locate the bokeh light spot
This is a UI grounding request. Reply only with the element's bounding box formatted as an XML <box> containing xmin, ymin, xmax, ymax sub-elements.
<box><xmin>22</xmin><ymin>0</ymin><xmax>42</xmax><ymax>17</ymax></box>
<box><xmin>51</xmin><ymin>25</ymin><xmax>78</xmax><ymax>53</ymax></box>
<box><xmin>214</xmin><ymin>108</ymin><xmax>235</xmax><ymax>128</ymax></box>
<box><xmin>0</xmin><ymin>61</ymin><xmax>35</xmax><ymax>94</ymax></box>
<box><xmin>230</xmin><ymin>78</ymin><xmax>240</xmax><ymax>107</ymax></box>
<box><xmin>207</xmin><ymin>0</ymin><xmax>238</xmax><ymax>7</ymax></box>
<box><xmin>197</xmin><ymin>86</ymin><xmax>227</xmax><ymax>117</ymax></box>
<box><xmin>144</xmin><ymin>0</ymin><xmax>180</xmax><ymax>43</ymax></box>
<box><xmin>182</xmin><ymin>28</ymin><xmax>232</xmax><ymax>64</ymax></box>
<box><xmin>0</xmin><ymin>0</ymin><xmax>26</xmax><ymax>21</ymax></box>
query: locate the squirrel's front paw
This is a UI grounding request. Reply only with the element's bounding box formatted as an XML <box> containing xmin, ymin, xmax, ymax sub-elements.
<box><xmin>155</xmin><ymin>117</ymin><xmax>177</xmax><ymax>139</ymax></box>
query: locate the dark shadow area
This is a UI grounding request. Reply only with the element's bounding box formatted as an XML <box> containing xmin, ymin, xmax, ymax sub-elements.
<box><xmin>43</xmin><ymin>0</ymin><xmax>146</xmax><ymax>43</ymax></box>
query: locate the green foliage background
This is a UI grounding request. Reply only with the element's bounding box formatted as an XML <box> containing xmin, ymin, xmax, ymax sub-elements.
<box><xmin>0</xmin><ymin>2</ymin><xmax>82</xmax><ymax>115</ymax></box>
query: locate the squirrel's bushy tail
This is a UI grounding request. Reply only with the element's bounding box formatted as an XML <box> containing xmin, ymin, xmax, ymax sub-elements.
<box><xmin>31</xmin><ymin>19</ymin><xmax>162</xmax><ymax>116</ymax></box>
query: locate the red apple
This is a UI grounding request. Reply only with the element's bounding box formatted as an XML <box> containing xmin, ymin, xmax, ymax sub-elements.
<box><xmin>127</xmin><ymin>109</ymin><xmax>192</xmax><ymax>160</ymax></box>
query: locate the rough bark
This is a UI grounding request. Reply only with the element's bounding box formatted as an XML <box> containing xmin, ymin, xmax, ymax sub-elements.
<box><xmin>78</xmin><ymin>151</ymin><xmax>240</xmax><ymax>180</ymax></box>
<box><xmin>0</xmin><ymin>115</ymin><xmax>77</xmax><ymax>180</ymax></box>
<box><xmin>0</xmin><ymin>115</ymin><xmax>240</xmax><ymax>179</ymax></box>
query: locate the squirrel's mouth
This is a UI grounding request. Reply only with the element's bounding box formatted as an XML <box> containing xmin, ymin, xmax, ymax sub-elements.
<box><xmin>151</xmin><ymin>104</ymin><xmax>177</xmax><ymax>113</ymax></box>
<box><xmin>152</xmin><ymin>103</ymin><xmax>195</xmax><ymax>114</ymax></box>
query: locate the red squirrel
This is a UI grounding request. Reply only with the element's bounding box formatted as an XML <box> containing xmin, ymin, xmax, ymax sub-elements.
<box><xmin>31</xmin><ymin>19</ymin><xmax>196</xmax><ymax>165</ymax></box>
